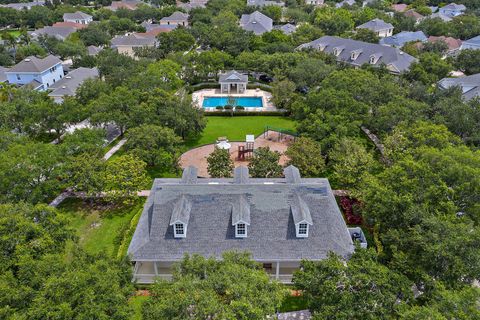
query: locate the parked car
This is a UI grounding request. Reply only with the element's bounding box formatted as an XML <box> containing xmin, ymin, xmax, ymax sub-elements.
<box><xmin>259</xmin><ymin>74</ymin><xmax>273</xmax><ymax>83</ymax></box>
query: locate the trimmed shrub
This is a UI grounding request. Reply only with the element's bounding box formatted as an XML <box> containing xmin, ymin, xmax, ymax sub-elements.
<box><xmin>215</xmin><ymin>106</ymin><xmax>224</xmax><ymax>110</ymax></box>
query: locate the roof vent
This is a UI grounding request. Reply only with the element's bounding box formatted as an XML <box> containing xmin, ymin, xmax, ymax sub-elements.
<box><xmin>181</xmin><ymin>166</ymin><xmax>198</xmax><ymax>184</ymax></box>
<box><xmin>65</xmin><ymin>76</ymin><xmax>72</xmax><ymax>79</ymax></box>
<box><xmin>284</xmin><ymin>165</ymin><xmax>301</xmax><ymax>184</ymax></box>
<box><xmin>24</xmin><ymin>58</ymin><xmax>31</xmax><ymax>62</ymax></box>
<box><xmin>61</xmin><ymin>86</ymin><xmax>66</xmax><ymax>89</ymax></box>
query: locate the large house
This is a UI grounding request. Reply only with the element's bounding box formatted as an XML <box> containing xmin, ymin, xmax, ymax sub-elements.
<box><xmin>63</xmin><ymin>11</ymin><xmax>93</xmax><ymax>25</ymax></box>
<box><xmin>427</xmin><ymin>36</ymin><xmax>462</xmax><ymax>57</ymax></box>
<box><xmin>246</xmin><ymin>0</ymin><xmax>285</xmax><ymax>7</ymax></box>
<box><xmin>159</xmin><ymin>11</ymin><xmax>189</xmax><ymax>27</ymax></box>
<box><xmin>438</xmin><ymin>3</ymin><xmax>466</xmax><ymax>17</ymax></box>
<box><xmin>111</xmin><ymin>33</ymin><xmax>157</xmax><ymax>58</ymax></box>
<box><xmin>298</xmin><ymin>36</ymin><xmax>416</xmax><ymax>74</ymax></box>
<box><xmin>107</xmin><ymin>0</ymin><xmax>144</xmax><ymax>11</ymax></box>
<box><xmin>29</xmin><ymin>26</ymin><xmax>77</xmax><ymax>41</ymax></box>
<box><xmin>48</xmin><ymin>67</ymin><xmax>99</xmax><ymax>103</ymax></box>
<box><xmin>128</xmin><ymin>166</ymin><xmax>363</xmax><ymax>284</ymax></box>
<box><xmin>5</xmin><ymin>55</ymin><xmax>63</xmax><ymax>91</ymax></box>
<box><xmin>380</xmin><ymin>31</ymin><xmax>427</xmax><ymax>48</ymax></box>
<box><xmin>177</xmin><ymin>0</ymin><xmax>209</xmax><ymax>11</ymax></box>
<box><xmin>240</xmin><ymin>11</ymin><xmax>273</xmax><ymax>35</ymax></box>
<box><xmin>461</xmin><ymin>35</ymin><xmax>480</xmax><ymax>51</ymax></box>
<box><xmin>438</xmin><ymin>73</ymin><xmax>480</xmax><ymax>101</ymax></box>
<box><xmin>356</xmin><ymin>18</ymin><xmax>394</xmax><ymax>38</ymax></box>
<box><xmin>1</xmin><ymin>0</ymin><xmax>44</xmax><ymax>10</ymax></box>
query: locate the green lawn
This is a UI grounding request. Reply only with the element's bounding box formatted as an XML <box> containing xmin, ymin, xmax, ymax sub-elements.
<box><xmin>59</xmin><ymin>198</ymin><xmax>144</xmax><ymax>256</ymax></box>
<box><xmin>1</xmin><ymin>30</ymin><xmax>21</xmax><ymax>38</ymax></box>
<box><xmin>185</xmin><ymin>116</ymin><xmax>296</xmax><ymax>148</ymax></box>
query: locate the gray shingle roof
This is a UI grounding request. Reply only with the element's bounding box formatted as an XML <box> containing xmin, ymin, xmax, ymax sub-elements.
<box><xmin>441</xmin><ymin>3</ymin><xmax>466</xmax><ymax>11</ymax></box>
<box><xmin>111</xmin><ymin>33</ymin><xmax>156</xmax><ymax>47</ymax></box>
<box><xmin>7</xmin><ymin>55</ymin><xmax>62</xmax><ymax>73</ymax></box>
<box><xmin>218</xmin><ymin>70</ymin><xmax>248</xmax><ymax>83</ymax></box>
<box><xmin>380</xmin><ymin>31</ymin><xmax>427</xmax><ymax>47</ymax></box>
<box><xmin>128</xmin><ymin>166</ymin><xmax>354</xmax><ymax>262</ymax></box>
<box><xmin>240</xmin><ymin>11</ymin><xmax>273</xmax><ymax>35</ymax></box>
<box><xmin>297</xmin><ymin>36</ymin><xmax>416</xmax><ymax>74</ymax></box>
<box><xmin>160</xmin><ymin>11</ymin><xmax>189</xmax><ymax>22</ymax></box>
<box><xmin>290</xmin><ymin>194</ymin><xmax>313</xmax><ymax>225</ymax></box>
<box><xmin>429</xmin><ymin>12</ymin><xmax>453</xmax><ymax>22</ymax></box>
<box><xmin>181</xmin><ymin>166</ymin><xmax>198</xmax><ymax>184</ymax></box>
<box><xmin>48</xmin><ymin>67</ymin><xmax>98</xmax><ymax>97</ymax></box>
<box><xmin>234</xmin><ymin>166</ymin><xmax>250</xmax><ymax>184</ymax></box>
<box><xmin>438</xmin><ymin>73</ymin><xmax>480</xmax><ymax>101</ymax></box>
<box><xmin>357</xmin><ymin>18</ymin><xmax>393</xmax><ymax>32</ymax></box>
<box><xmin>232</xmin><ymin>194</ymin><xmax>251</xmax><ymax>225</ymax></box>
<box><xmin>1</xmin><ymin>1</ymin><xmax>44</xmax><ymax>10</ymax></box>
<box><xmin>170</xmin><ymin>195</ymin><xmax>192</xmax><ymax>225</ymax></box>
<box><xmin>274</xmin><ymin>23</ymin><xmax>297</xmax><ymax>35</ymax></box>
<box><xmin>29</xmin><ymin>26</ymin><xmax>76</xmax><ymax>41</ymax></box>
<box><xmin>284</xmin><ymin>165</ymin><xmax>301</xmax><ymax>184</ymax></box>
<box><xmin>247</xmin><ymin>0</ymin><xmax>285</xmax><ymax>7</ymax></box>
<box><xmin>87</xmin><ymin>45</ymin><xmax>102</xmax><ymax>56</ymax></box>
<box><xmin>0</xmin><ymin>66</ymin><xmax>8</xmax><ymax>82</ymax></box>
<box><xmin>63</xmin><ymin>11</ymin><xmax>92</xmax><ymax>21</ymax></box>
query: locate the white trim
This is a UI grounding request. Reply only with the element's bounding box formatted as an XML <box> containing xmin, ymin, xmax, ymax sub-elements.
<box><xmin>235</xmin><ymin>222</ymin><xmax>247</xmax><ymax>238</ymax></box>
<box><xmin>295</xmin><ymin>222</ymin><xmax>309</xmax><ymax>238</ymax></box>
<box><xmin>173</xmin><ymin>222</ymin><xmax>186</xmax><ymax>238</ymax></box>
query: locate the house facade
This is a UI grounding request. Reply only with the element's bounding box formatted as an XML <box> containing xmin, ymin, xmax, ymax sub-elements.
<box><xmin>219</xmin><ymin>70</ymin><xmax>248</xmax><ymax>93</ymax></box>
<box><xmin>5</xmin><ymin>55</ymin><xmax>63</xmax><ymax>91</ymax></box>
<box><xmin>438</xmin><ymin>3</ymin><xmax>466</xmax><ymax>17</ymax></box>
<box><xmin>63</xmin><ymin>11</ymin><xmax>93</xmax><ymax>24</ymax></box>
<box><xmin>128</xmin><ymin>166</ymin><xmax>364</xmax><ymax>284</ymax></box>
<box><xmin>298</xmin><ymin>36</ymin><xmax>416</xmax><ymax>74</ymax></box>
<box><xmin>356</xmin><ymin>18</ymin><xmax>394</xmax><ymax>38</ymax></box>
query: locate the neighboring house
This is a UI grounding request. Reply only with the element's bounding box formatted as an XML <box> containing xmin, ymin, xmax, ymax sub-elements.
<box><xmin>429</xmin><ymin>12</ymin><xmax>453</xmax><ymax>22</ymax></box>
<box><xmin>111</xmin><ymin>33</ymin><xmax>157</xmax><ymax>57</ymax></box>
<box><xmin>438</xmin><ymin>73</ymin><xmax>480</xmax><ymax>101</ymax></box>
<box><xmin>391</xmin><ymin>3</ymin><xmax>408</xmax><ymax>12</ymax></box>
<box><xmin>29</xmin><ymin>26</ymin><xmax>77</xmax><ymax>41</ymax></box>
<box><xmin>177</xmin><ymin>0</ymin><xmax>209</xmax><ymax>11</ymax></box>
<box><xmin>63</xmin><ymin>11</ymin><xmax>93</xmax><ymax>25</ymax></box>
<box><xmin>247</xmin><ymin>0</ymin><xmax>285</xmax><ymax>7</ymax></box>
<box><xmin>380</xmin><ymin>31</ymin><xmax>427</xmax><ymax>47</ymax></box>
<box><xmin>87</xmin><ymin>45</ymin><xmax>102</xmax><ymax>56</ymax></box>
<box><xmin>461</xmin><ymin>35</ymin><xmax>480</xmax><ymax>51</ymax></box>
<box><xmin>128</xmin><ymin>166</ymin><xmax>363</xmax><ymax>284</ymax></box>
<box><xmin>48</xmin><ymin>67</ymin><xmax>98</xmax><ymax>103</ymax></box>
<box><xmin>428</xmin><ymin>36</ymin><xmax>462</xmax><ymax>57</ymax></box>
<box><xmin>274</xmin><ymin>23</ymin><xmax>297</xmax><ymax>35</ymax></box>
<box><xmin>297</xmin><ymin>36</ymin><xmax>417</xmax><ymax>74</ymax></box>
<box><xmin>219</xmin><ymin>70</ymin><xmax>248</xmax><ymax>93</ymax></box>
<box><xmin>140</xmin><ymin>21</ymin><xmax>176</xmax><ymax>34</ymax></box>
<box><xmin>305</xmin><ymin>0</ymin><xmax>324</xmax><ymax>5</ymax></box>
<box><xmin>52</xmin><ymin>21</ymin><xmax>89</xmax><ymax>29</ymax></box>
<box><xmin>0</xmin><ymin>67</ymin><xmax>8</xmax><ymax>82</ymax></box>
<box><xmin>336</xmin><ymin>0</ymin><xmax>355</xmax><ymax>8</ymax></box>
<box><xmin>356</xmin><ymin>18</ymin><xmax>394</xmax><ymax>38</ymax></box>
<box><xmin>5</xmin><ymin>55</ymin><xmax>63</xmax><ymax>91</ymax></box>
<box><xmin>1</xmin><ymin>0</ymin><xmax>44</xmax><ymax>10</ymax></box>
<box><xmin>107</xmin><ymin>0</ymin><xmax>144</xmax><ymax>11</ymax></box>
<box><xmin>438</xmin><ymin>3</ymin><xmax>466</xmax><ymax>17</ymax></box>
<box><xmin>240</xmin><ymin>11</ymin><xmax>273</xmax><ymax>35</ymax></box>
<box><xmin>404</xmin><ymin>9</ymin><xmax>425</xmax><ymax>24</ymax></box>
<box><xmin>159</xmin><ymin>11</ymin><xmax>189</xmax><ymax>27</ymax></box>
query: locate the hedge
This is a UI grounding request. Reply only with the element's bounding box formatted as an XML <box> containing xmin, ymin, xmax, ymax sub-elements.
<box><xmin>205</xmin><ymin>110</ymin><xmax>289</xmax><ymax>116</ymax></box>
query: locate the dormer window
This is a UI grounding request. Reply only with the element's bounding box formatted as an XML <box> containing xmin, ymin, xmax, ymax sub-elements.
<box><xmin>333</xmin><ymin>46</ymin><xmax>344</xmax><ymax>56</ymax></box>
<box><xmin>174</xmin><ymin>223</ymin><xmax>185</xmax><ymax>238</ymax></box>
<box><xmin>297</xmin><ymin>223</ymin><xmax>309</xmax><ymax>237</ymax></box>
<box><xmin>235</xmin><ymin>223</ymin><xmax>247</xmax><ymax>237</ymax></box>
<box><xmin>291</xmin><ymin>193</ymin><xmax>313</xmax><ymax>238</ymax></box>
<box><xmin>350</xmin><ymin>49</ymin><xmax>362</xmax><ymax>61</ymax></box>
<box><xmin>369</xmin><ymin>56</ymin><xmax>375</xmax><ymax>64</ymax></box>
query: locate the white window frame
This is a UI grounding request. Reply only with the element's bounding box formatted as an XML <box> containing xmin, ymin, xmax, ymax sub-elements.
<box><xmin>174</xmin><ymin>223</ymin><xmax>186</xmax><ymax>238</ymax></box>
<box><xmin>369</xmin><ymin>56</ymin><xmax>376</xmax><ymax>64</ymax></box>
<box><xmin>296</xmin><ymin>222</ymin><xmax>309</xmax><ymax>238</ymax></box>
<box><xmin>235</xmin><ymin>223</ymin><xmax>247</xmax><ymax>238</ymax></box>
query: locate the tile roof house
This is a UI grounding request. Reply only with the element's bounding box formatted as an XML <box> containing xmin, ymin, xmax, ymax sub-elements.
<box><xmin>63</xmin><ymin>11</ymin><xmax>93</xmax><ymax>25</ymax></box>
<box><xmin>29</xmin><ymin>26</ymin><xmax>77</xmax><ymax>41</ymax></box>
<box><xmin>1</xmin><ymin>0</ymin><xmax>44</xmax><ymax>10</ymax></box>
<box><xmin>128</xmin><ymin>166</ymin><xmax>359</xmax><ymax>284</ymax></box>
<box><xmin>297</xmin><ymin>36</ymin><xmax>417</xmax><ymax>74</ymax></box>
<box><xmin>438</xmin><ymin>3</ymin><xmax>466</xmax><ymax>17</ymax></box>
<box><xmin>111</xmin><ymin>33</ymin><xmax>157</xmax><ymax>58</ymax></box>
<box><xmin>274</xmin><ymin>23</ymin><xmax>297</xmax><ymax>35</ymax></box>
<box><xmin>107</xmin><ymin>0</ymin><xmax>144</xmax><ymax>11</ymax></box>
<box><xmin>240</xmin><ymin>11</ymin><xmax>273</xmax><ymax>35</ymax></box>
<box><xmin>52</xmin><ymin>21</ymin><xmax>89</xmax><ymax>29</ymax></box>
<box><xmin>380</xmin><ymin>31</ymin><xmax>427</xmax><ymax>47</ymax></box>
<box><xmin>48</xmin><ymin>67</ymin><xmax>99</xmax><ymax>103</ymax></box>
<box><xmin>5</xmin><ymin>55</ymin><xmax>63</xmax><ymax>91</ymax></box>
<box><xmin>159</xmin><ymin>11</ymin><xmax>189</xmax><ymax>27</ymax></box>
<box><xmin>356</xmin><ymin>18</ymin><xmax>394</xmax><ymax>38</ymax></box>
<box><xmin>461</xmin><ymin>35</ymin><xmax>480</xmax><ymax>51</ymax></box>
<box><xmin>429</xmin><ymin>12</ymin><xmax>453</xmax><ymax>22</ymax></box>
<box><xmin>438</xmin><ymin>73</ymin><xmax>480</xmax><ymax>101</ymax></box>
<box><xmin>428</xmin><ymin>36</ymin><xmax>462</xmax><ymax>57</ymax></box>
<box><xmin>247</xmin><ymin>0</ymin><xmax>285</xmax><ymax>7</ymax></box>
<box><xmin>391</xmin><ymin>3</ymin><xmax>408</xmax><ymax>12</ymax></box>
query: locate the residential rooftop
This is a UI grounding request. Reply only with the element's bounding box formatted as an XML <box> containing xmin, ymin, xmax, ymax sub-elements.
<box><xmin>357</xmin><ymin>18</ymin><xmax>394</xmax><ymax>32</ymax></box>
<box><xmin>48</xmin><ymin>67</ymin><xmax>99</xmax><ymax>98</ymax></box>
<box><xmin>380</xmin><ymin>31</ymin><xmax>427</xmax><ymax>47</ymax></box>
<box><xmin>240</xmin><ymin>10</ymin><xmax>273</xmax><ymax>35</ymax></box>
<box><xmin>438</xmin><ymin>73</ymin><xmax>480</xmax><ymax>101</ymax></box>
<box><xmin>6</xmin><ymin>55</ymin><xmax>62</xmax><ymax>73</ymax></box>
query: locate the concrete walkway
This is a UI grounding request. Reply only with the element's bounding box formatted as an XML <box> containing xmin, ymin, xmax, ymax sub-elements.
<box><xmin>103</xmin><ymin>138</ymin><xmax>127</xmax><ymax>160</ymax></box>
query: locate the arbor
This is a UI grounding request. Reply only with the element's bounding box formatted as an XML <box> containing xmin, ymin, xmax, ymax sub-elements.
<box><xmin>207</xmin><ymin>147</ymin><xmax>234</xmax><ymax>178</ymax></box>
<box><xmin>293</xmin><ymin>249</ymin><xmax>413</xmax><ymax>320</ymax></box>
<box><xmin>248</xmin><ymin>147</ymin><xmax>283</xmax><ymax>178</ymax></box>
<box><xmin>285</xmin><ymin>137</ymin><xmax>325</xmax><ymax>177</ymax></box>
<box><xmin>142</xmin><ymin>251</ymin><xmax>286</xmax><ymax>320</ymax></box>
<box><xmin>125</xmin><ymin>124</ymin><xmax>181</xmax><ymax>169</ymax></box>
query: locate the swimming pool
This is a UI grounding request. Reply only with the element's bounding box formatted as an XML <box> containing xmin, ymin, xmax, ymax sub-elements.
<box><xmin>202</xmin><ymin>96</ymin><xmax>263</xmax><ymax>108</ymax></box>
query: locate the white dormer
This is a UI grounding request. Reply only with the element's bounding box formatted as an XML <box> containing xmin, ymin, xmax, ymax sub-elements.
<box><xmin>369</xmin><ymin>53</ymin><xmax>382</xmax><ymax>65</ymax></box>
<box><xmin>170</xmin><ymin>195</ymin><xmax>191</xmax><ymax>238</ymax></box>
<box><xmin>291</xmin><ymin>194</ymin><xmax>313</xmax><ymax>238</ymax></box>
<box><xmin>333</xmin><ymin>46</ymin><xmax>345</xmax><ymax>56</ymax></box>
<box><xmin>350</xmin><ymin>49</ymin><xmax>363</xmax><ymax>61</ymax></box>
<box><xmin>232</xmin><ymin>194</ymin><xmax>250</xmax><ymax>238</ymax></box>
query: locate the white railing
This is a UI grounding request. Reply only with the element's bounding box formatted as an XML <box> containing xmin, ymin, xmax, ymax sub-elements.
<box><xmin>133</xmin><ymin>273</ymin><xmax>173</xmax><ymax>284</ymax></box>
<box><xmin>269</xmin><ymin>274</ymin><xmax>293</xmax><ymax>284</ymax></box>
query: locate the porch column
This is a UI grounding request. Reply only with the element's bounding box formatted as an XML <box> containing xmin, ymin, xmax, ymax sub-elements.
<box><xmin>275</xmin><ymin>261</ymin><xmax>280</xmax><ymax>280</ymax></box>
<box><xmin>153</xmin><ymin>261</ymin><xmax>158</xmax><ymax>276</ymax></box>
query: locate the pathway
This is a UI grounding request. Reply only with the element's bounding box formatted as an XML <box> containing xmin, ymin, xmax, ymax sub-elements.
<box><xmin>103</xmin><ymin>138</ymin><xmax>127</xmax><ymax>160</ymax></box>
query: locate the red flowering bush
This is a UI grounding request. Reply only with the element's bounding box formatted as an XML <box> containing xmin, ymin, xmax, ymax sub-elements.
<box><xmin>339</xmin><ymin>196</ymin><xmax>363</xmax><ymax>225</ymax></box>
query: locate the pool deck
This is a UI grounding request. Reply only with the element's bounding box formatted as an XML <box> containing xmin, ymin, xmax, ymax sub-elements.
<box><xmin>192</xmin><ymin>89</ymin><xmax>277</xmax><ymax>112</ymax></box>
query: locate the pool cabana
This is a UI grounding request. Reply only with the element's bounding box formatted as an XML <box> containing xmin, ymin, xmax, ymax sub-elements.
<box><xmin>219</xmin><ymin>70</ymin><xmax>248</xmax><ymax>94</ymax></box>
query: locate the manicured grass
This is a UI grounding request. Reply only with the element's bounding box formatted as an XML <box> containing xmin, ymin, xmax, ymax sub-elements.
<box><xmin>185</xmin><ymin>116</ymin><xmax>296</xmax><ymax>148</ymax></box>
<box><xmin>59</xmin><ymin>198</ymin><xmax>144</xmax><ymax>256</ymax></box>
<box><xmin>1</xmin><ymin>30</ymin><xmax>21</xmax><ymax>38</ymax></box>
<box><xmin>129</xmin><ymin>295</ymin><xmax>148</xmax><ymax>320</ymax></box>
<box><xmin>279</xmin><ymin>294</ymin><xmax>309</xmax><ymax>313</ymax></box>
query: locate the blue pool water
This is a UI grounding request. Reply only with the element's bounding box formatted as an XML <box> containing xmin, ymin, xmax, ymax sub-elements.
<box><xmin>202</xmin><ymin>96</ymin><xmax>263</xmax><ymax>108</ymax></box>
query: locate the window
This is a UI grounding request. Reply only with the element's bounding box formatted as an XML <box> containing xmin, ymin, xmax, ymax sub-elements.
<box><xmin>298</xmin><ymin>223</ymin><xmax>308</xmax><ymax>236</ymax></box>
<box><xmin>236</xmin><ymin>223</ymin><xmax>246</xmax><ymax>237</ymax></box>
<box><xmin>174</xmin><ymin>223</ymin><xmax>184</xmax><ymax>237</ymax></box>
<box><xmin>369</xmin><ymin>56</ymin><xmax>376</xmax><ymax>64</ymax></box>
<box><xmin>16</xmin><ymin>74</ymin><xmax>20</xmax><ymax>80</ymax></box>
